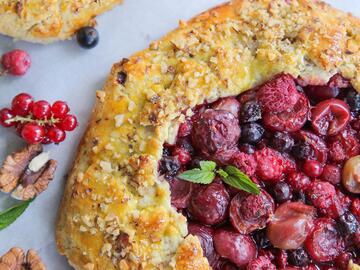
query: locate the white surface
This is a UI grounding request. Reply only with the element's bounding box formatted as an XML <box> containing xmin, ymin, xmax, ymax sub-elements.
<box><xmin>0</xmin><ymin>0</ymin><xmax>359</xmax><ymax>269</ymax></box>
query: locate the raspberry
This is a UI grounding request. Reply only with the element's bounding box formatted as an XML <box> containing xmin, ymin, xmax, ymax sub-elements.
<box><xmin>328</xmin><ymin>128</ymin><xmax>360</xmax><ymax>163</ymax></box>
<box><xmin>287</xmin><ymin>172</ymin><xmax>311</xmax><ymax>192</ymax></box>
<box><xmin>247</xmin><ymin>256</ymin><xmax>276</xmax><ymax>270</ymax></box>
<box><xmin>328</xmin><ymin>141</ymin><xmax>347</xmax><ymax>162</ymax></box>
<box><xmin>257</xmin><ymin>73</ymin><xmax>300</xmax><ymax>113</ymax></box>
<box><xmin>172</xmin><ymin>147</ymin><xmax>191</xmax><ymax>165</ymax></box>
<box><xmin>254</xmin><ymin>147</ymin><xmax>284</xmax><ymax>181</ymax></box>
<box><xmin>229</xmin><ymin>152</ymin><xmax>257</xmax><ymax>176</ymax></box>
<box><xmin>320</xmin><ymin>164</ymin><xmax>341</xmax><ymax>185</ymax></box>
<box><xmin>1</xmin><ymin>49</ymin><xmax>31</xmax><ymax>76</ymax></box>
<box><xmin>282</xmin><ymin>154</ymin><xmax>297</xmax><ymax>173</ymax></box>
<box><xmin>178</xmin><ymin>120</ymin><xmax>192</xmax><ymax>137</ymax></box>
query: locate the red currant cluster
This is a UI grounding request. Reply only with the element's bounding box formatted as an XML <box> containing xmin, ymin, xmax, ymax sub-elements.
<box><xmin>1</xmin><ymin>49</ymin><xmax>31</xmax><ymax>76</ymax></box>
<box><xmin>0</xmin><ymin>93</ymin><xmax>78</xmax><ymax>144</ymax></box>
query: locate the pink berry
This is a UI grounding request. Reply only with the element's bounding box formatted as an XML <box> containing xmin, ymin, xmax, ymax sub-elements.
<box><xmin>11</xmin><ymin>93</ymin><xmax>34</xmax><ymax>116</ymax></box>
<box><xmin>32</xmin><ymin>100</ymin><xmax>51</xmax><ymax>119</ymax></box>
<box><xmin>172</xmin><ymin>147</ymin><xmax>191</xmax><ymax>165</ymax></box>
<box><xmin>59</xmin><ymin>114</ymin><xmax>77</xmax><ymax>131</ymax></box>
<box><xmin>21</xmin><ymin>123</ymin><xmax>45</xmax><ymax>144</ymax></box>
<box><xmin>51</xmin><ymin>101</ymin><xmax>69</xmax><ymax>118</ymax></box>
<box><xmin>47</xmin><ymin>127</ymin><xmax>66</xmax><ymax>143</ymax></box>
<box><xmin>0</xmin><ymin>108</ymin><xmax>15</xmax><ymax>127</ymax></box>
<box><xmin>302</xmin><ymin>160</ymin><xmax>323</xmax><ymax>178</ymax></box>
<box><xmin>1</xmin><ymin>49</ymin><xmax>31</xmax><ymax>76</ymax></box>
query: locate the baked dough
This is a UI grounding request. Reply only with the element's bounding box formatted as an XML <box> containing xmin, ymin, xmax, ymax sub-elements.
<box><xmin>0</xmin><ymin>0</ymin><xmax>122</xmax><ymax>43</ymax></box>
<box><xmin>56</xmin><ymin>0</ymin><xmax>360</xmax><ymax>269</ymax></box>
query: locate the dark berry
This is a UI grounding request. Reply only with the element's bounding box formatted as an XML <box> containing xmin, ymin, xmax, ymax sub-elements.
<box><xmin>271</xmin><ymin>181</ymin><xmax>292</xmax><ymax>203</ymax></box>
<box><xmin>288</xmin><ymin>249</ymin><xmax>310</xmax><ymax>267</ymax></box>
<box><xmin>11</xmin><ymin>93</ymin><xmax>34</xmax><ymax>116</ymax></box>
<box><xmin>51</xmin><ymin>101</ymin><xmax>69</xmax><ymax>118</ymax></box>
<box><xmin>240</xmin><ymin>100</ymin><xmax>262</xmax><ymax>123</ymax></box>
<box><xmin>345</xmin><ymin>89</ymin><xmax>360</xmax><ymax>113</ymax></box>
<box><xmin>270</xmin><ymin>132</ymin><xmax>294</xmax><ymax>152</ymax></box>
<box><xmin>76</xmin><ymin>26</ymin><xmax>99</xmax><ymax>49</ymax></box>
<box><xmin>338</xmin><ymin>212</ymin><xmax>359</xmax><ymax>235</ymax></box>
<box><xmin>292</xmin><ymin>142</ymin><xmax>315</xmax><ymax>160</ymax></box>
<box><xmin>159</xmin><ymin>156</ymin><xmax>180</xmax><ymax>179</ymax></box>
<box><xmin>1</xmin><ymin>49</ymin><xmax>31</xmax><ymax>76</ymax></box>
<box><xmin>176</xmin><ymin>138</ymin><xmax>194</xmax><ymax>155</ymax></box>
<box><xmin>117</xmin><ymin>71</ymin><xmax>127</xmax><ymax>85</ymax></box>
<box><xmin>188</xmin><ymin>157</ymin><xmax>202</xmax><ymax>169</ymax></box>
<box><xmin>0</xmin><ymin>108</ymin><xmax>15</xmax><ymax>127</ymax></box>
<box><xmin>163</xmin><ymin>147</ymin><xmax>171</xmax><ymax>156</ymax></box>
<box><xmin>178</xmin><ymin>120</ymin><xmax>192</xmax><ymax>137</ymax></box>
<box><xmin>241</xmin><ymin>122</ymin><xmax>265</xmax><ymax>144</ymax></box>
<box><xmin>252</xmin><ymin>229</ymin><xmax>271</xmax><ymax>249</ymax></box>
<box><xmin>239</xmin><ymin>143</ymin><xmax>255</xmax><ymax>154</ymax></box>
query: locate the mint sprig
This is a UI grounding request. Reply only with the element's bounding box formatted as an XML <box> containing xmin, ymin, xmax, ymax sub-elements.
<box><xmin>0</xmin><ymin>199</ymin><xmax>34</xmax><ymax>231</ymax></box>
<box><xmin>178</xmin><ymin>161</ymin><xmax>259</xmax><ymax>195</ymax></box>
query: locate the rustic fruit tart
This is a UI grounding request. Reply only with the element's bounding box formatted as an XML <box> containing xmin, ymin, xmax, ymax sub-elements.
<box><xmin>159</xmin><ymin>73</ymin><xmax>360</xmax><ymax>270</ymax></box>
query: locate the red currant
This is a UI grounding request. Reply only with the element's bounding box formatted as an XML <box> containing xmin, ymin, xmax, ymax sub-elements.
<box><xmin>51</xmin><ymin>101</ymin><xmax>69</xmax><ymax>118</ymax></box>
<box><xmin>21</xmin><ymin>123</ymin><xmax>45</xmax><ymax>144</ymax></box>
<box><xmin>32</xmin><ymin>100</ymin><xmax>51</xmax><ymax>119</ymax></box>
<box><xmin>60</xmin><ymin>114</ymin><xmax>77</xmax><ymax>131</ymax></box>
<box><xmin>11</xmin><ymin>93</ymin><xmax>34</xmax><ymax>116</ymax></box>
<box><xmin>302</xmin><ymin>160</ymin><xmax>323</xmax><ymax>178</ymax></box>
<box><xmin>0</xmin><ymin>108</ymin><xmax>15</xmax><ymax>127</ymax></box>
<box><xmin>1</xmin><ymin>49</ymin><xmax>31</xmax><ymax>76</ymax></box>
<box><xmin>47</xmin><ymin>127</ymin><xmax>66</xmax><ymax>143</ymax></box>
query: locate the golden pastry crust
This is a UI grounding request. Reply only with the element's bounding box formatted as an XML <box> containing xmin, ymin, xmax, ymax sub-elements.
<box><xmin>0</xmin><ymin>0</ymin><xmax>122</xmax><ymax>43</ymax></box>
<box><xmin>56</xmin><ymin>0</ymin><xmax>360</xmax><ymax>269</ymax></box>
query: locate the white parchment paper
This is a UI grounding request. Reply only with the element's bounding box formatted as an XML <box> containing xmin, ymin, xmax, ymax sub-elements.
<box><xmin>0</xmin><ymin>0</ymin><xmax>359</xmax><ymax>269</ymax></box>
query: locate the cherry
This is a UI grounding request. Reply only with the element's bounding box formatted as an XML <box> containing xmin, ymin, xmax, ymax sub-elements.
<box><xmin>1</xmin><ymin>49</ymin><xmax>31</xmax><ymax>76</ymax></box>
<box><xmin>168</xmin><ymin>178</ymin><xmax>193</xmax><ymax>209</ymax></box>
<box><xmin>32</xmin><ymin>100</ymin><xmax>51</xmax><ymax>119</ymax></box>
<box><xmin>212</xmin><ymin>97</ymin><xmax>241</xmax><ymax>117</ymax></box>
<box><xmin>304</xmin><ymin>85</ymin><xmax>339</xmax><ymax>104</ymax></box>
<box><xmin>21</xmin><ymin>123</ymin><xmax>45</xmax><ymax>144</ymax></box>
<box><xmin>267</xmin><ymin>202</ymin><xmax>315</xmax><ymax>250</ymax></box>
<box><xmin>305</xmin><ymin>218</ymin><xmax>345</xmax><ymax>263</ymax></box>
<box><xmin>311</xmin><ymin>99</ymin><xmax>350</xmax><ymax>136</ymax></box>
<box><xmin>51</xmin><ymin>101</ymin><xmax>70</xmax><ymax>118</ymax></box>
<box><xmin>47</xmin><ymin>127</ymin><xmax>66</xmax><ymax>143</ymax></box>
<box><xmin>60</xmin><ymin>114</ymin><xmax>78</xmax><ymax>131</ymax></box>
<box><xmin>0</xmin><ymin>108</ymin><xmax>15</xmax><ymax>127</ymax></box>
<box><xmin>11</xmin><ymin>93</ymin><xmax>34</xmax><ymax>116</ymax></box>
<box><xmin>302</xmin><ymin>160</ymin><xmax>323</xmax><ymax>178</ymax></box>
<box><xmin>213</xmin><ymin>228</ymin><xmax>257</xmax><ymax>267</ymax></box>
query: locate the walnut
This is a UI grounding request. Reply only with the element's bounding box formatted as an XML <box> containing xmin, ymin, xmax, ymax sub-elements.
<box><xmin>0</xmin><ymin>144</ymin><xmax>57</xmax><ymax>200</ymax></box>
<box><xmin>0</xmin><ymin>248</ymin><xmax>46</xmax><ymax>270</ymax></box>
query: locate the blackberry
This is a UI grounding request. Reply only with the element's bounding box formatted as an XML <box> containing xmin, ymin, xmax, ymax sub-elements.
<box><xmin>240</xmin><ymin>101</ymin><xmax>262</xmax><ymax>123</ymax></box>
<box><xmin>159</xmin><ymin>156</ymin><xmax>180</xmax><ymax>179</ymax></box>
<box><xmin>292</xmin><ymin>142</ymin><xmax>315</xmax><ymax>160</ymax></box>
<box><xmin>338</xmin><ymin>212</ymin><xmax>359</xmax><ymax>235</ymax></box>
<box><xmin>241</xmin><ymin>122</ymin><xmax>265</xmax><ymax>144</ymax></box>
<box><xmin>270</xmin><ymin>132</ymin><xmax>294</xmax><ymax>153</ymax></box>
<box><xmin>288</xmin><ymin>249</ymin><xmax>310</xmax><ymax>267</ymax></box>
<box><xmin>271</xmin><ymin>181</ymin><xmax>292</xmax><ymax>203</ymax></box>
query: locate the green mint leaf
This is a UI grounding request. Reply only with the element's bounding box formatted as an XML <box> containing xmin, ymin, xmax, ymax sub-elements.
<box><xmin>217</xmin><ymin>169</ymin><xmax>228</xmax><ymax>179</ymax></box>
<box><xmin>199</xmin><ymin>161</ymin><xmax>216</xmax><ymax>171</ymax></box>
<box><xmin>0</xmin><ymin>199</ymin><xmax>34</xmax><ymax>231</ymax></box>
<box><xmin>178</xmin><ymin>169</ymin><xmax>215</xmax><ymax>184</ymax></box>
<box><xmin>222</xmin><ymin>165</ymin><xmax>260</xmax><ymax>195</ymax></box>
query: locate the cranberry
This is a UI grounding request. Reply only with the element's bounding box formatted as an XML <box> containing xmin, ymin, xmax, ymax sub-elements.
<box><xmin>11</xmin><ymin>93</ymin><xmax>34</xmax><ymax>116</ymax></box>
<box><xmin>270</xmin><ymin>132</ymin><xmax>294</xmax><ymax>153</ymax></box>
<box><xmin>188</xmin><ymin>223</ymin><xmax>219</xmax><ymax>267</ymax></box>
<box><xmin>178</xmin><ymin>121</ymin><xmax>192</xmax><ymax>137</ymax></box>
<box><xmin>213</xmin><ymin>228</ymin><xmax>257</xmax><ymax>267</ymax></box>
<box><xmin>247</xmin><ymin>256</ymin><xmax>276</xmax><ymax>270</ymax></box>
<box><xmin>311</xmin><ymin>99</ymin><xmax>350</xmax><ymax>136</ymax></box>
<box><xmin>320</xmin><ymin>164</ymin><xmax>341</xmax><ymax>185</ymax></box>
<box><xmin>159</xmin><ymin>156</ymin><xmax>180</xmax><ymax>179</ymax></box>
<box><xmin>191</xmin><ymin>109</ymin><xmax>240</xmax><ymax>157</ymax></box>
<box><xmin>51</xmin><ymin>101</ymin><xmax>70</xmax><ymax>118</ymax></box>
<box><xmin>32</xmin><ymin>100</ymin><xmax>51</xmax><ymax>119</ymax></box>
<box><xmin>328</xmin><ymin>127</ymin><xmax>360</xmax><ymax>163</ymax></box>
<box><xmin>287</xmin><ymin>172</ymin><xmax>311</xmax><ymax>192</ymax></box>
<box><xmin>271</xmin><ymin>181</ymin><xmax>292</xmax><ymax>203</ymax></box>
<box><xmin>254</xmin><ymin>148</ymin><xmax>284</xmax><ymax>182</ymax></box>
<box><xmin>287</xmin><ymin>249</ymin><xmax>310</xmax><ymax>267</ymax></box>
<box><xmin>257</xmin><ymin>74</ymin><xmax>299</xmax><ymax>113</ymax></box>
<box><xmin>304</xmin><ymin>85</ymin><xmax>339</xmax><ymax>104</ymax></box>
<box><xmin>338</xmin><ymin>212</ymin><xmax>359</xmax><ymax>235</ymax></box>
<box><xmin>172</xmin><ymin>147</ymin><xmax>191</xmax><ymax>165</ymax></box>
<box><xmin>267</xmin><ymin>202</ymin><xmax>315</xmax><ymax>250</ymax></box>
<box><xmin>47</xmin><ymin>127</ymin><xmax>66</xmax><ymax>143</ymax></box>
<box><xmin>230</xmin><ymin>189</ymin><xmax>274</xmax><ymax>234</ymax></box>
<box><xmin>302</xmin><ymin>160</ymin><xmax>323</xmax><ymax>178</ymax></box>
<box><xmin>240</xmin><ymin>101</ymin><xmax>262</xmax><ymax>123</ymax></box>
<box><xmin>241</xmin><ymin>123</ymin><xmax>265</xmax><ymax>144</ymax></box>
<box><xmin>60</xmin><ymin>114</ymin><xmax>78</xmax><ymax>131</ymax></box>
<box><xmin>1</xmin><ymin>49</ymin><xmax>31</xmax><ymax>76</ymax></box>
<box><xmin>229</xmin><ymin>151</ymin><xmax>257</xmax><ymax>176</ymax></box>
<box><xmin>212</xmin><ymin>97</ymin><xmax>240</xmax><ymax>117</ymax></box>
<box><xmin>0</xmin><ymin>108</ymin><xmax>15</xmax><ymax>127</ymax></box>
<box><xmin>188</xmin><ymin>182</ymin><xmax>230</xmax><ymax>225</ymax></box>
<box><xmin>262</xmin><ymin>93</ymin><xmax>309</xmax><ymax>132</ymax></box>
<box><xmin>305</xmin><ymin>218</ymin><xmax>345</xmax><ymax>263</ymax></box>
<box><xmin>345</xmin><ymin>89</ymin><xmax>360</xmax><ymax>114</ymax></box>
<box><xmin>342</xmin><ymin>155</ymin><xmax>360</xmax><ymax>194</ymax></box>
<box><xmin>21</xmin><ymin>123</ymin><xmax>45</xmax><ymax>144</ymax></box>
<box><xmin>292</xmin><ymin>131</ymin><xmax>328</xmax><ymax>164</ymax></box>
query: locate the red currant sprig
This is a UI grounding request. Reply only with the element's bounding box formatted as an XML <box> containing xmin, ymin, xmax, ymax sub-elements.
<box><xmin>0</xmin><ymin>93</ymin><xmax>78</xmax><ymax>144</ymax></box>
<box><xmin>1</xmin><ymin>49</ymin><xmax>31</xmax><ymax>76</ymax></box>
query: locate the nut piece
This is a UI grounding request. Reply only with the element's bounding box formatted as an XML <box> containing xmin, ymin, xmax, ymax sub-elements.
<box><xmin>24</xmin><ymin>250</ymin><xmax>46</xmax><ymax>270</ymax></box>
<box><xmin>342</xmin><ymin>155</ymin><xmax>360</xmax><ymax>194</ymax></box>
<box><xmin>0</xmin><ymin>247</ymin><xmax>24</xmax><ymax>270</ymax></box>
<box><xmin>0</xmin><ymin>144</ymin><xmax>42</xmax><ymax>193</ymax></box>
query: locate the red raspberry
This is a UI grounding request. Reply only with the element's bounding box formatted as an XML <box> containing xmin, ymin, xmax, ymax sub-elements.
<box><xmin>172</xmin><ymin>147</ymin><xmax>191</xmax><ymax>165</ymax></box>
<box><xmin>1</xmin><ymin>49</ymin><xmax>31</xmax><ymax>76</ymax></box>
<box><xmin>306</xmin><ymin>181</ymin><xmax>336</xmax><ymax>211</ymax></box>
<box><xmin>247</xmin><ymin>256</ymin><xmax>276</xmax><ymax>270</ymax></box>
<box><xmin>320</xmin><ymin>164</ymin><xmax>341</xmax><ymax>185</ymax></box>
<box><xmin>257</xmin><ymin>73</ymin><xmax>300</xmax><ymax>113</ymax></box>
<box><xmin>328</xmin><ymin>141</ymin><xmax>347</xmax><ymax>163</ymax></box>
<box><xmin>254</xmin><ymin>148</ymin><xmax>284</xmax><ymax>182</ymax></box>
<box><xmin>178</xmin><ymin>120</ymin><xmax>192</xmax><ymax>137</ymax></box>
<box><xmin>350</xmin><ymin>198</ymin><xmax>360</xmax><ymax>222</ymax></box>
<box><xmin>287</xmin><ymin>172</ymin><xmax>311</xmax><ymax>192</ymax></box>
<box><xmin>229</xmin><ymin>152</ymin><xmax>257</xmax><ymax>176</ymax></box>
<box><xmin>328</xmin><ymin>128</ymin><xmax>360</xmax><ymax>163</ymax></box>
<box><xmin>282</xmin><ymin>154</ymin><xmax>297</xmax><ymax>174</ymax></box>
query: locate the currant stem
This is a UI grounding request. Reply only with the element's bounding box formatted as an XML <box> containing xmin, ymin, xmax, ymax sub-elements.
<box><xmin>5</xmin><ymin>115</ymin><xmax>60</xmax><ymax>126</ymax></box>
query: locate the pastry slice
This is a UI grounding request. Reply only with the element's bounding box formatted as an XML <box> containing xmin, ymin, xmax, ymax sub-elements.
<box><xmin>0</xmin><ymin>0</ymin><xmax>122</xmax><ymax>43</ymax></box>
<box><xmin>56</xmin><ymin>0</ymin><xmax>360</xmax><ymax>269</ymax></box>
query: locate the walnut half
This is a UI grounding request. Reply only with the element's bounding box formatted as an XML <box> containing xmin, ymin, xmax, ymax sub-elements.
<box><xmin>0</xmin><ymin>248</ymin><xmax>46</xmax><ymax>270</ymax></box>
<box><xmin>0</xmin><ymin>144</ymin><xmax>57</xmax><ymax>200</ymax></box>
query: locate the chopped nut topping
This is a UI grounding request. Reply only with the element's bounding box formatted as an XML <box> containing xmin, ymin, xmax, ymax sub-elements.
<box><xmin>25</xmin><ymin>250</ymin><xmax>46</xmax><ymax>270</ymax></box>
<box><xmin>0</xmin><ymin>248</ymin><xmax>46</xmax><ymax>270</ymax></box>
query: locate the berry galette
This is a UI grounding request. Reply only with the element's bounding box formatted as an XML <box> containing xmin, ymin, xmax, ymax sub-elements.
<box><xmin>56</xmin><ymin>0</ymin><xmax>360</xmax><ymax>269</ymax></box>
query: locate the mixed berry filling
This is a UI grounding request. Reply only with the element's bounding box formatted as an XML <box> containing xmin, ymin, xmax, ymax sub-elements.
<box><xmin>159</xmin><ymin>73</ymin><xmax>360</xmax><ymax>269</ymax></box>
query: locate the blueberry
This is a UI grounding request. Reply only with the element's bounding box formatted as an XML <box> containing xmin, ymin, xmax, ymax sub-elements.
<box><xmin>345</xmin><ymin>89</ymin><xmax>360</xmax><ymax>113</ymax></box>
<box><xmin>240</xmin><ymin>101</ymin><xmax>262</xmax><ymax>123</ymax></box>
<box><xmin>239</xmin><ymin>143</ymin><xmax>256</xmax><ymax>154</ymax></box>
<box><xmin>117</xmin><ymin>71</ymin><xmax>127</xmax><ymax>85</ymax></box>
<box><xmin>159</xmin><ymin>156</ymin><xmax>180</xmax><ymax>179</ymax></box>
<box><xmin>291</xmin><ymin>142</ymin><xmax>315</xmax><ymax>160</ymax></box>
<box><xmin>253</xmin><ymin>229</ymin><xmax>271</xmax><ymax>249</ymax></box>
<box><xmin>241</xmin><ymin>122</ymin><xmax>265</xmax><ymax>144</ymax></box>
<box><xmin>271</xmin><ymin>132</ymin><xmax>294</xmax><ymax>152</ymax></box>
<box><xmin>288</xmin><ymin>249</ymin><xmax>310</xmax><ymax>267</ymax></box>
<box><xmin>163</xmin><ymin>147</ymin><xmax>172</xmax><ymax>157</ymax></box>
<box><xmin>76</xmin><ymin>27</ymin><xmax>99</xmax><ymax>49</ymax></box>
<box><xmin>338</xmin><ymin>212</ymin><xmax>359</xmax><ymax>235</ymax></box>
<box><xmin>271</xmin><ymin>182</ymin><xmax>292</xmax><ymax>203</ymax></box>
